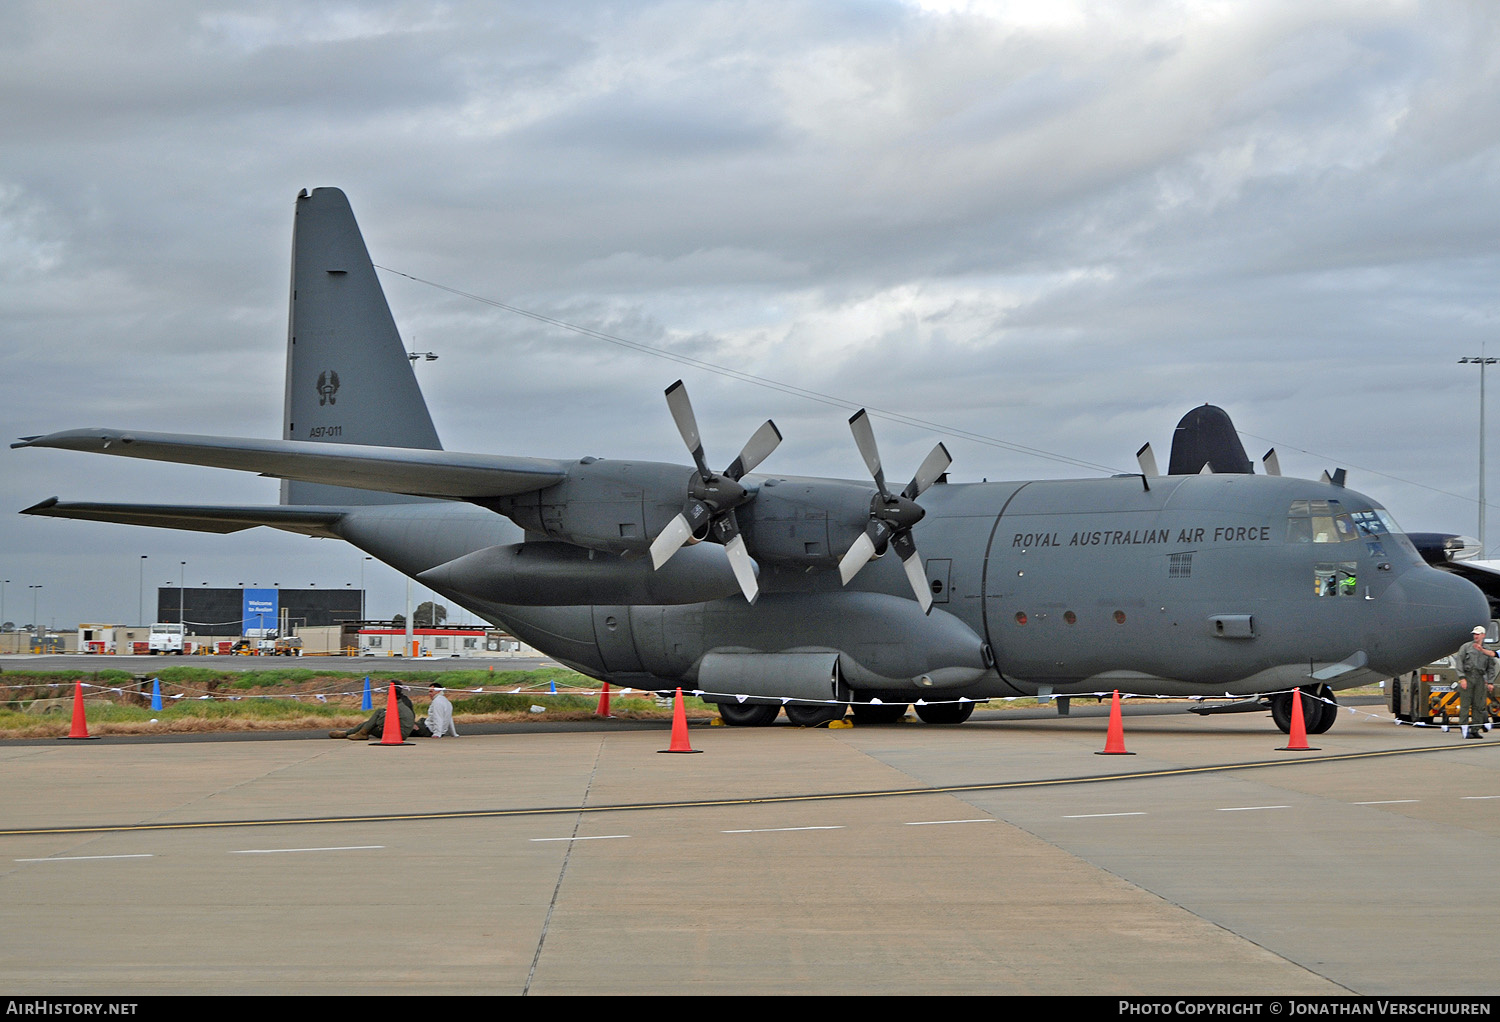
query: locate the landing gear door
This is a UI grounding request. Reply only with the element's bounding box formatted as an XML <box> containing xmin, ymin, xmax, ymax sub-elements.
<box><xmin>591</xmin><ymin>606</ymin><xmax>644</xmax><ymax>674</ymax></box>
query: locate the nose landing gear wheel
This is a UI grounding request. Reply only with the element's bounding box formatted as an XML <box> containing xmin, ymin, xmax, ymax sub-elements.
<box><xmin>1271</xmin><ymin>687</ymin><xmax>1331</xmax><ymax>734</ymax></box>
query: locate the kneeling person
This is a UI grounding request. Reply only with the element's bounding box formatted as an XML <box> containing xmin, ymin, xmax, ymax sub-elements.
<box><xmin>330</xmin><ymin>686</ymin><xmax>416</xmax><ymax>740</ymax></box>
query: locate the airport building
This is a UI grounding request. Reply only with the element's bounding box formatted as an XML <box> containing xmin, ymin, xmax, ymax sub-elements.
<box><xmin>156</xmin><ymin>586</ymin><xmax>362</xmax><ymax>634</ymax></box>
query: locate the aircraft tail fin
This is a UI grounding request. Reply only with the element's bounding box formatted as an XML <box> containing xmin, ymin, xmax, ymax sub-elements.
<box><xmin>282</xmin><ymin>187</ymin><xmax>443</xmax><ymax>506</ymax></box>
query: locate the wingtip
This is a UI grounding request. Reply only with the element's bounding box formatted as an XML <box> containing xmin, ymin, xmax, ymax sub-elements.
<box><xmin>20</xmin><ymin>496</ymin><xmax>60</xmax><ymax>514</ymax></box>
<box><xmin>10</xmin><ymin>435</ymin><xmax>40</xmax><ymax>449</ymax></box>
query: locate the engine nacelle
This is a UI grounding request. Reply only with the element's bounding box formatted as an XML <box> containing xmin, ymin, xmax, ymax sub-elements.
<box><xmin>492</xmin><ymin>462</ymin><xmax>878</xmax><ymax>572</ymax></box>
<box><xmin>491</xmin><ymin>458</ymin><xmax>691</xmax><ymax>555</ymax></box>
<box><xmin>417</xmin><ymin>540</ymin><xmax>747</xmax><ymax>606</ymax></box>
<box><xmin>736</xmin><ymin>476</ymin><xmax>874</xmax><ymax>568</ymax></box>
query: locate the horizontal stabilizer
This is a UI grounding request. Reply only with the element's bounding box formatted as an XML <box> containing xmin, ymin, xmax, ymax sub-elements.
<box><xmin>13</xmin><ymin>429</ymin><xmax>569</xmax><ymax>501</ymax></box>
<box><xmin>20</xmin><ymin>498</ymin><xmax>348</xmax><ymax>538</ymax></box>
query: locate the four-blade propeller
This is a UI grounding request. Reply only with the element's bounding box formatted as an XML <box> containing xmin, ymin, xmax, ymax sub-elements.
<box><xmin>647</xmin><ymin>380</ymin><xmax>781</xmax><ymax>604</ymax></box>
<box><xmin>836</xmin><ymin>409</ymin><xmax>950</xmax><ymax>614</ymax></box>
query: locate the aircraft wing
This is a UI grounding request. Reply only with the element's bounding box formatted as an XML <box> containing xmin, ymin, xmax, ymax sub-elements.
<box><xmin>12</xmin><ymin>429</ymin><xmax>570</xmax><ymax>500</ymax></box>
<box><xmin>19</xmin><ymin>498</ymin><xmax>348</xmax><ymax>538</ymax></box>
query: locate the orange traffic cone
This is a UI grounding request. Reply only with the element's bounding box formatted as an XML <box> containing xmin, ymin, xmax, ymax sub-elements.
<box><xmin>658</xmin><ymin>688</ymin><xmax>702</xmax><ymax>754</ymax></box>
<box><xmin>62</xmin><ymin>681</ymin><xmax>99</xmax><ymax>741</ymax></box>
<box><xmin>595</xmin><ymin>682</ymin><xmax>613</xmax><ymax>718</ymax></box>
<box><xmin>1096</xmin><ymin>689</ymin><xmax>1134</xmax><ymax>755</ymax></box>
<box><xmin>375</xmin><ymin>683</ymin><xmax>412</xmax><ymax>747</ymax></box>
<box><xmin>1278</xmin><ymin>687</ymin><xmax>1319</xmax><ymax>751</ymax></box>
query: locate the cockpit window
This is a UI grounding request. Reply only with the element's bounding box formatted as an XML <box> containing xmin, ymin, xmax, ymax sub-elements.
<box><xmin>1287</xmin><ymin>499</ymin><xmax>1359</xmax><ymax>543</ymax></box>
<box><xmin>1314</xmin><ymin>562</ymin><xmax>1358</xmax><ymax>596</ymax></box>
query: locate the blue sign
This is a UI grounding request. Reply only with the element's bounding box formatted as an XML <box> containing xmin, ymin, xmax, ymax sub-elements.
<box><xmin>243</xmin><ymin>589</ymin><xmax>279</xmax><ymax>635</ymax></box>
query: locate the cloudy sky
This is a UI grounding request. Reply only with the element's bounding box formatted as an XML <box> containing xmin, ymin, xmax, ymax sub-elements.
<box><xmin>3</xmin><ymin>0</ymin><xmax>1499</xmax><ymax>630</ymax></box>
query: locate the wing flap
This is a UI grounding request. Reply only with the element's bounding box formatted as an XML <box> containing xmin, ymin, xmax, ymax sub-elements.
<box><xmin>12</xmin><ymin>429</ymin><xmax>569</xmax><ymax>500</ymax></box>
<box><xmin>21</xmin><ymin>498</ymin><xmax>347</xmax><ymax>538</ymax></box>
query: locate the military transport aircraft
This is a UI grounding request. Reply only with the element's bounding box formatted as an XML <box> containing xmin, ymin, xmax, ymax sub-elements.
<box><xmin>13</xmin><ymin>188</ymin><xmax>1487</xmax><ymax>733</ymax></box>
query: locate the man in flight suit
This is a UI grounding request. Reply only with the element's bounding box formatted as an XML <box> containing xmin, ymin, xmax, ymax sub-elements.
<box><xmin>1454</xmin><ymin>625</ymin><xmax>1497</xmax><ymax>739</ymax></box>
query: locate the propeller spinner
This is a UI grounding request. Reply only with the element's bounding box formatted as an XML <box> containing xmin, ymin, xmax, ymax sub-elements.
<box><xmin>647</xmin><ymin>380</ymin><xmax>781</xmax><ymax>604</ymax></box>
<box><xmin>837</xmin><ymin>409</ymin><xmax>950</xmax><ymax>614</ymax></box>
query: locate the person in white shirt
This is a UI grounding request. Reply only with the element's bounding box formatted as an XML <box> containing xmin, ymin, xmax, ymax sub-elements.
<box><xmin>421</xmin><ymin>682</ymin><xmax>459</xmax><ymax>738</ymax></box>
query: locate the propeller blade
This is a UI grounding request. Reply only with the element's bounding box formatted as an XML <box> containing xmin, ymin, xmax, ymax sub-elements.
<box><xmin>723</xmin><ymin>531</ymin><xmax>760</xmax><ymax>604</ymax></box>
<box><xmin>838</xmin><ymin>530</ymin><xmax>879</xmax><ymax>586</ymax></box>
<box><xmin>903</xmin><ymin>442</ymin><xmax>952</xmax><ymax>499</ymax></box>
<box><xmin>848</xmin><ymin>410</ymin><xmax>888</xmax><ymax>497</ymax></box>
<box><xmin>664</xmin><ymin>380</ymin><xmax>712</xmax><ymax>479</ymax></box>
<box><xmin>893</xmin><ymin>531</ymin><xmax>933</xmax><ymax>614</ymax></box>
<box><xmin>725</xmin><ymin>420</ymin><xmax>782</xmax><ymax>480</ymax></box>
<box><xmin>649</xmin><ymin>512</ymin><xmax>695</xmax><ymax>570</ymax></box>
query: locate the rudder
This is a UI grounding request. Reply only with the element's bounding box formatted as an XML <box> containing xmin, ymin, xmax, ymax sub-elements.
<box><xmin>281</xmin><ymin>187</ymin><xmax>442</xmax><ymax>505</ymax></box>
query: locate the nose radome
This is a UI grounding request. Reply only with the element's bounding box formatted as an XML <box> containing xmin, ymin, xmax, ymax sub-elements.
<box><xmin>1370</xmin><ymin>567</ymin><xmax>1490</xmax><ymax>675</ymax></box>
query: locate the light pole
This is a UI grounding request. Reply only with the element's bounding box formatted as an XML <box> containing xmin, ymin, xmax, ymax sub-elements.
<box><xmin>138</xmin><ymin>555</ymin><xmax>147</xmax><ymax>625</ymax></box>
<box><xmin>1</xmin><ymin>578</ymin><xmax>8</xmax><ymax>631</ymax></box>
<box><xmin>1460</xmin><ymin>355</ymin><xmax>1499</xmax><ymax>555</ymax></box>
<box><xmin>179</xmin><ymin>561</ymin><xmax>186</xmax><ymax>626</ymax></box>
<box><xmin>28</xmin><ymin>585</ymin><xmax>42</xmax><ymax>648</ymax></box>
<box><xmin>359</xmin><ymin>556</ymin><xmax>371</xmax><ymax>621</ymax></box>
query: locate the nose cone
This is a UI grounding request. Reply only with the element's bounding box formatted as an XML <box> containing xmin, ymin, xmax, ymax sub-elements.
<box><xmin>1370</xmin><ymin>567</ymin><xmax>1490</xmax><ymax>675</ymax></box>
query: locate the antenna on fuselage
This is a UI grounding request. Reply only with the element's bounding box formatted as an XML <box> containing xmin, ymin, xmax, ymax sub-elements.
<box><xmin>1262</xmin><ymin>449</ymin><xmax>1281</xmax><ymax>477</ymax></box>
<box><xmin>1136</xmin><ymin>443</ymin><xmax>1158</xmax><ymax>491</ymax></box>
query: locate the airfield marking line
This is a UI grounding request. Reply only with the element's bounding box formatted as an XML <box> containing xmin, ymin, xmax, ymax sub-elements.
<box><xmin>14</xmin><ymin>854</ymin><xmax>153</xmax><ymax>862</ymax></box>
<box><xmin>903</xmin><ymin>819</ymin><xmax>996</xmax><ymax>826</ymax></box>
<box><xmin>0</xmin><ymin>742</ymin><xmax>1485</xmax><ymax>838</ymax></box>
<box><xmin>721</xmin><ymin>826</ymin><xmax>844</xmax><ymax>833</ymax></box>
<box><xmin>1217</xmin><ymin>805</ymin><xmax>1290</xmax><ymax>812</ymax></box>
<box><xmin>230</xmin><ymin>845</ymin><xmax>384</xmax><ymax>854</ymax></box>
<box><xmin>1460</xmin><ymin>795</ymin><xmax>1500</xmax><ymax>800</ymax></box>
<box><xmin>529</xmin><ymin>835</ymin><xmax>630</xmax><ymax>842</ymax></box>
<box><xmin>1061</xmin><ymin>812</ymin><xmax>1147</xmax><ymax>818</ymax></box>
<box><xmin>1354</xmin><ymin>799</ymin><xmax>1420</xmax><ymax>805</ymax></box>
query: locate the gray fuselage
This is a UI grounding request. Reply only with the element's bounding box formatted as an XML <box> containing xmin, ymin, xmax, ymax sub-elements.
<box><xmin>332</xmin><ymin>470</ymin><xmax>1485</xmax><ymax>703</ymax></box>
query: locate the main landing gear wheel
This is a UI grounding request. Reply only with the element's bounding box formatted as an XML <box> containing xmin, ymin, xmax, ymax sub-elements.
<box><xmin>784</xmin><ymin>702</ymin><xmax>847</xmax><ymax>727</ymax></box>
<box><xmin>850</xmin><ymin>702</ymin><xmax>909</xmax><ymax>724</ymax></box>
<box><xmin>1271</xmin><ymin>688</ymin><xmax>1328</xmax><ymax>734</ymax></box>
<box><xmin>914</xmin><ymin>700</ymin><xmax>974</xmax><ymax>724</ymax></box>
<box><xmin>717</xmin><ymin>702</ymin><xmax>780</xmax><ymax>727</ymax></box>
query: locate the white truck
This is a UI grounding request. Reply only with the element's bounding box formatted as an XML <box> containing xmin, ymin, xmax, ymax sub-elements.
<box><xmin>147</xmin><ymin>622</ymin><xmax>185</xmax><ymax>655</ymax></box>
